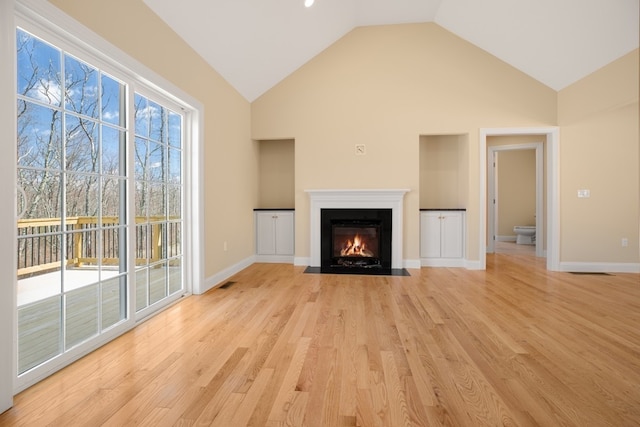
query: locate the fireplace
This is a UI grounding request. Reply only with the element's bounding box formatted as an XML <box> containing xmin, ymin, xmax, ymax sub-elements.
<box><xmin>321</xmin><ymin>208</ymin><xmax>392</xmax><ymax>271</ymax></box>
<box><xmin>305</xmin><ymin>189</ymin><xmax>409</xmax><ymax>275</ymax></box>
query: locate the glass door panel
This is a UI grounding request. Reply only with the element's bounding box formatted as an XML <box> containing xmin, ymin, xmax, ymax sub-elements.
<box><xmin>16</xmin><ymin>28</ymin><xmax>128</xmax><ymax>376</ymax></box>
<box><xmin>149</xmin><ymin>262</ymin><xmax>168</xmax><ymax>305</ymax></box>
<box><xmin>102</xmin><ymin>276</ymin><xmax>125</xmax><ymax>330</ymax></box>
<box><xmin>134</xmin><ymin>94</ymin><xmax>183</xmax><ymax>312</ymax></box>
<box><xmin>65</xmin><ymin>284</ymin><xmax>99</xmax><ymax>348</ymax></box>
<box><xmin>17</xmin><ymin>296</ymin><xmax>62</xmax><ymax>374</ymax></box>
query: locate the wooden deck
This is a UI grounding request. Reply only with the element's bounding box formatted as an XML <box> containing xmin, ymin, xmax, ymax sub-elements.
<box><xmin>17</xmin><ymin>266</ymin><xmax>181</xmax><ymax>375</ymax></box>
<box><xmin>2</xmin><ymin>254</ymin><xmax>640</xmax><ymax>426</ymax></box>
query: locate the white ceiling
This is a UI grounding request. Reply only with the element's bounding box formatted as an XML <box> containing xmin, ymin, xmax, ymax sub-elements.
<box><xmin>143</xmin><ymin>0</ymin><xmax>639</xmax><ymax>102</ymax></box>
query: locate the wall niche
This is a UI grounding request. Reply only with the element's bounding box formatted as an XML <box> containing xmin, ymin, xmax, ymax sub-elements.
<box><xmin>257</xmin><ymin>139</ymin><xmax>295</xmax><ymax>208</ymax></box>
<box><xmin>419</xmin><ymin>134</ymin><xmax>468</xmax><ymax>209</ymax></box>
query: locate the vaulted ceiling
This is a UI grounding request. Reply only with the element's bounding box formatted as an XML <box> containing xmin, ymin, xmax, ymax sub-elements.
<box><xmin>142</xmin><ymin>0</ymin><xmax>639</xmax><ymax>102</ymax></box>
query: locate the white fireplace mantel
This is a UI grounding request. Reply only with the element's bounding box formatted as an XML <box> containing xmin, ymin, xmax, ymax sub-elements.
<box><xmin>305</xmin><ymin>189</ymin><xmax>409</xmax><ymax>269</ymax></box>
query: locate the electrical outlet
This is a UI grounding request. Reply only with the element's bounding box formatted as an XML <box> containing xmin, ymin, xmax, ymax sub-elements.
<box><xmin>355</xmin><ymin>144</ymin><xmax>366</xmax><ymax>155</ymax></box>
<box><xmin>622</xmin><ymin>238</ymin><xmax>628</xmax><ymax>247</ymax></box>
<box><xmin>577</xmin><ymin>189</ymin><xmax>590</xmax><ymax>198</ymax></box>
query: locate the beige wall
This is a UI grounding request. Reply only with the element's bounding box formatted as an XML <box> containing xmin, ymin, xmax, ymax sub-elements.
<box><xmin>257</xmin><ymin>139</ymin><xmax>295</xmax><ymax>208</ymax></box>
<box><xmin>252</xmin><ymin>23</ymin><xmax>557</xmax><ymax>262</ymax></box>
<box><xmin>558</xmin><ymin>50</ymin><xmax>639</xmax><ymax>263</ymax></box>
<box><xmin>49</xmin><ymin>0</ymin><xmax>256</xmax><ymax>278</ymax></box>
<box><xmin>42</xmin><ymin>5</ymin><xmax>639</xmax><ymax>268</ymax></box>
<box><xmin>497</xmin><ymin>150</ymin><xmax>536</xmax><ymax>236</ymax></box>
<box><xmin>419</xmin><ymin>135</ymin><xmax>468</xmax><ymax>209</ymax></box>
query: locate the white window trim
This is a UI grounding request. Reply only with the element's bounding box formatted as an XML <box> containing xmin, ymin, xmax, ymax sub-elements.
<box><xmin>0</xmin><ymin>0</ymin><xmax>17</xmax><ymax>413</ymax></box>
<box><xmin>8</xmin><ymin>0</ymin><xmax>204</xmax><ymax>393</ymax></box>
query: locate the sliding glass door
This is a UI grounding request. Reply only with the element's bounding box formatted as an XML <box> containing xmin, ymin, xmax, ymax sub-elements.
<box><xmin>15</xmin><ymin>27</ymin><xmax>185</xmax><ymax>379</ymax></box>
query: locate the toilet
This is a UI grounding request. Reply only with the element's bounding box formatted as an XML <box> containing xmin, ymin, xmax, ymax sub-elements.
<box><xmin>513</xmin><ymin>226</ymin><xmax>536</xmax><ymax>245</ymax></box>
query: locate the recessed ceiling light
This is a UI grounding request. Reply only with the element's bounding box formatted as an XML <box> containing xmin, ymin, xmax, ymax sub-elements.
<box><xmin>304</xmin><ymin>0</ymin><xmax>314</xmax><ymax>7</ymax></box>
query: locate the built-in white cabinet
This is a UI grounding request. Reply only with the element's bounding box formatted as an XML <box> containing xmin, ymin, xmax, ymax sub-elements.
<box><xmin>420</xmin><ymin>210</ymin><xmax>465</xmax><ymax>266</ymax></box>
<box><xmin>255</xmin><ymin>210</ymin><xmax>294</xmax><ymax>262</ymax></box>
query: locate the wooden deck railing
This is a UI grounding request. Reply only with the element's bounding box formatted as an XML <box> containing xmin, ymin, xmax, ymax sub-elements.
<box><xmin>17</xmin><ymin>216</ymin><xmax>180</xmax><ymax>278</ymax></box>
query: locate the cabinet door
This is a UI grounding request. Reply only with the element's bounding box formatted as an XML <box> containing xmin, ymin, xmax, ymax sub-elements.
<box><xmin>440</xmin><ymin>212</ymin><xmax>463</xmax><ymax>258</ymax></box>
<box><xmin>420</xmin><ymin>212</ymin><xmax>442</xmax><ymax>258</ymax></box>
<box><xmin>274</xmin><ymin>212</ymin><xmax>294</xmax><ymax>255</ymax></box>
<box><xmin>256</xmin><ymin>212</ymin><xmax>276</xmax><ymax>255</ymax></box>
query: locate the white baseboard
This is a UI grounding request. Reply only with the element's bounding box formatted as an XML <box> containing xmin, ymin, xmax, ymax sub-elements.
<box><xmin>464</xmin><ymin>259</ymin><xmax>484</xmax><ymax>270</ymax></box>
<box><xmin>202</xmin><ymin>255</ymin><xmax>255</xmax><ymax>294</ymax></box>
<box><xmin>404</xmin><ymin>259</ymin><xmax>421</xmax><ymax>269</ymax></box>
<box><xmin>203</xmin><ymin>255</ymin><xmax>495</xmax><ymax>288</ymax></box>
<box><xmin>497</xmin><ymin>235</ymin><xmax>517</xmax><ymax>242</ymax></box>
<box><xmin>254</xmin><ymin>254</ymin><xmax>294</xmax><ymax>264</ymax></box>
<box><xmin>294</xmin><ymin>257</ymin><xmax>311</xmax><ymax>266</ymax></box>
<box><xmin>421</xmin><ymin>258</ymin><xmax>466</xmax><ymax>267</ymax></box>
<box><xmin>559</xmin><ymin>262</ymin><xmax>640</xmax><ymax>274</ymax></box>
<box><xmin>419</xmin><ymin>257</ymin><xmax>483</xmax><ymax>269</ymax></box>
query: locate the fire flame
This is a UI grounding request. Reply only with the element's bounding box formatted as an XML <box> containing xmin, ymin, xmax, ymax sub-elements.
<box><xmin>340</xmin><ymin>234</ymin><xmax>374</xmax><ymax>257</ymax></box>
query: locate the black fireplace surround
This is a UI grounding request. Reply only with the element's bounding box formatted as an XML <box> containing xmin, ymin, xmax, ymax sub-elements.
<box><xmin>320</xmin><ymin>208</ymin><xmax>392</xmax><ymax>274</ymax></box>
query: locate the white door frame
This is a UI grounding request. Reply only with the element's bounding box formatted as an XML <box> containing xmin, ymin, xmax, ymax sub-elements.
<box><xmin>0</xmin><ymin>0</ymin><xmax>16</xmax><ymax>413</ymax></box>
<box><xmin>479</xmin><ymin>127</ymin><xmax>560</xmax><ymax>271</ymax></box>
<box><xmin>487</xmin><ymin>143</ymin><xmax>544</xmax><ymax>257</ymax></box>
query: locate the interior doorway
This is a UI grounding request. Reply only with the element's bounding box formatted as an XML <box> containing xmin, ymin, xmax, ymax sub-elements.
<box><xmin>479</xmin><ymin>127</ymin><xmax>560</xmax><ymax>271</ymax></box>
<box><xmin>487</xmin><ymin>142</ymin><xmax>544</xmax><ymax>257</ymax></box>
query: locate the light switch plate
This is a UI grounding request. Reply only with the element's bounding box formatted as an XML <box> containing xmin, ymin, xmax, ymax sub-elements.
<box><xmin>577</xmin><ymin>189</ymin><xmax>590</xmax><ymax>198</ymax></box>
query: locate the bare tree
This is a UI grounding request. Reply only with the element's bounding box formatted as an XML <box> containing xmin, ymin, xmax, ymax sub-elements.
<box><xmin>17</xmin><ymin>33</ymin><xmax>63</xmax><ymax>220</ymax></box>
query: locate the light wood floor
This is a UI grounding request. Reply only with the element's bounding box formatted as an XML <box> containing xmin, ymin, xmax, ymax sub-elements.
<box><xmin>494</xmin><ymin>241</ymin><xmax>536</xmax><ymax>255</ymax></box>
<box><xmin>1</xmin><ymin>254</ymin><xmax>640</xmax><ymax>426</ymax></box>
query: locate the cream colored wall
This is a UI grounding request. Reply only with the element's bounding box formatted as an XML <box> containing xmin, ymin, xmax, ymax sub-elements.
<box><xmin>419</xmin><ymin>135</ymin><xmax>468</xmax><ymax>209</ymax></box>
<box><xmin>497</xmin><ymin>150</ymin><xmax>536</xmax><ymax>236</ymax></box>
<box><xmin>40</xmin><ymin>6</ymin><xmax>638</xmax><ymax>268</ymax></box>
<box><xmin>49</xmin><ymin>0</ymin><xmax>256</xmax><ymax>278</ymax></box>
<box><xmin>252</xmin><ymin>23</ymin><xmax>557</xmax><ymax>262</ymax></box>
<box><xmin>558</xmin><ymin>49</ymin><xmax>639</xmax><ymax>263</ymax></box>
<box><xmin>258</xmin><ymin>139</ymin><xmax>295</xmax><ymax>208</ymax></box>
